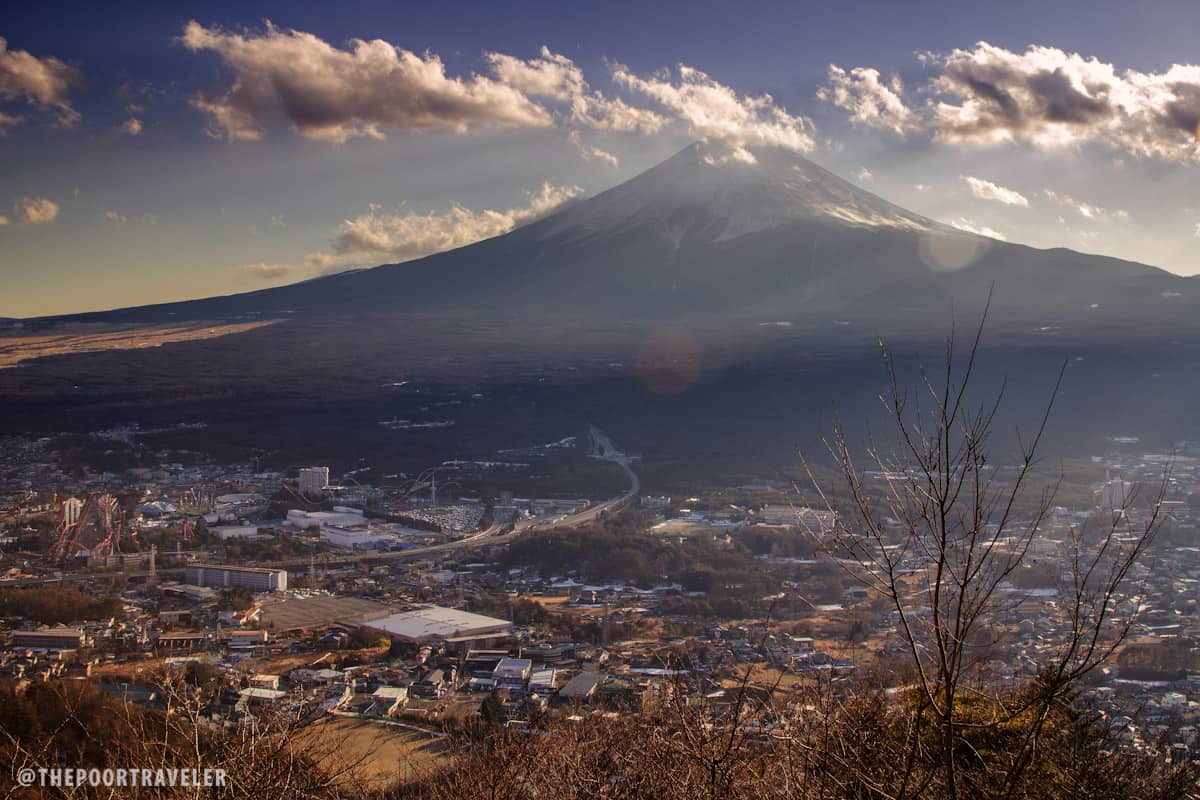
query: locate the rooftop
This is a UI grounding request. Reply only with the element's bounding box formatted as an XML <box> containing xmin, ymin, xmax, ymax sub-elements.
<box><xmin>359</xmin><ymin>605</ymin><xmax>512</xmax><ymax>643</ymax></box>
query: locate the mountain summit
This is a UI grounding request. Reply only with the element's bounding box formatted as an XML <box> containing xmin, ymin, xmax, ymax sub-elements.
<box><xmin>538</xmin><ymin>143</ymin><xmax>934</xmax><ymax>246</ymax></box>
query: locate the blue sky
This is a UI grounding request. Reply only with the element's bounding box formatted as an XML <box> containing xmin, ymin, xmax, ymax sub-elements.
<box><xmin>3</xmin><ymin>0</ymin><xmax>1200</xmax><ymax>316</ymax></box>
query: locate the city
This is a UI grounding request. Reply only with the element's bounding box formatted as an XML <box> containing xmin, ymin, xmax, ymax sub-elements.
<box><xmin>2</xmin><ymin>419</ymin><xmax>1198</xmax><ymax>789</ymax></box>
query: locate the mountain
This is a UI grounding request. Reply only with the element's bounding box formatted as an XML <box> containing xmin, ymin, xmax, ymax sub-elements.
<box><xmin>49</xmin><ymin>143</ymin><xmax>1195</xmax><ymax>339</ymax></box>
<box><xmin>8</xmin><ymin>144</ymin><xmax>1200</xmax><ymax>481</ymax></box>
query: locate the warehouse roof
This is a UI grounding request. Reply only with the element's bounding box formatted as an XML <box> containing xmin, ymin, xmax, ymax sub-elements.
<box><xmin>358</xmin><ymin>605</ymin><xmax>511</xmax><ymax>643</ymax></box>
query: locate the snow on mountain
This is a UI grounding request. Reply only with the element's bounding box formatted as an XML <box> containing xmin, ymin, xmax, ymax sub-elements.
<box><xmin>540</xmin><ymin>143</ymin><xmax>934</xmax><ymax>247</ymax></box>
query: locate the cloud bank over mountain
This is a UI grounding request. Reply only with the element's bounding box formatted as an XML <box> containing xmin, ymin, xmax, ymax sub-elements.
<box><xmin>821</xmin><ymin>41</ymin><xmax>1200</xmax><ymax>163</ymax></box>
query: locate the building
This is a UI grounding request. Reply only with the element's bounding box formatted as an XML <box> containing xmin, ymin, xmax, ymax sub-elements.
<box><xmin>410</xmin><ymin>668</ymin><xmax>449</xmax><ymax>698</ymax></box>
<box><xmin>529</xmin><ymin>669</ymin><xmax>558</xmax><ymax>693</ymax></box>
<box><xmin>358</xmin><ymin>605</ymin><xmax>512</xmax><ymax>645</ymax></box>
<box><xmin>286</xmin><ymin>508</ymin><xmax>366</xmax><ymax>530</ymax></box>
<box><xmin>558</xmin><ymin>671</ymin><xmax>602</xmax><ymax>702</ymax></box>
<box><xmin>493</xmin><ymin>657</ymin><xmax>533</xmax><ymax>691</ymax></box>
<box><xmin>153</xmin><ymin>631</ymin><xmax>208</xmax><ymax>654</ymax></box>
<box><xmin>11</xmin><ymin>628</ymin><xmax>85</xmax><ymax>651</ymax></box>
<box><xmin>298</xmin><ymin>466</ymin><xmax>330</xmax><ymax>499</ymax></box>
<box><xmin>249</xmin><ymin>674</ymin><xmax>281</xmax><ymax>690</ymax></box>
<box><xmin>258</xmin><ymin>595</ymin><xmax>392</xmax><ymax>633</ymax></box>
<box><xmin>238</xmin><ymin>687</ymin><xmax>286</xmax><ymax>706</ymax></box>
<box><xmin>229</xmin><ymin>630</ymin><xmax>270</xmax><ymax>648</ymax></box>
<box><xmin>320</xmin><ymin>525</ymin><xmax>394</xmax><ymax>549</ymax></box>
<box><xmin>529</xmin><ymin>498</ymin><xmax>590</xmax><ymax>516</ymax></box>
<box><xmin>136</xmin><ymin>500</ymin><xmax>178</xmax><ymax>517</ymax></box>
<box><xmin>159</xmin><ymin>582</ymin><xmax>218</xmax><ymax>603</ymax></box>
<box><xmin>211</xmin><ymin>493</ymin><xmax>268</xmax><ymax>521</ymax></box>
<box><xmin>756</xmin><ymin>505</ymin><xmax>836</xmax><ymax>531</ymax></box>
<box><xmin>185</xmin><ymin>564</ymin><xmax>288</xmax><ymax>592</ymax></box>
<box><xmin>370</xmin><ymin>686</ymin><xmax>408</xmax><ymax>716</ymax></box>
<box><xmin>210</xmin><ymin>525</ymin><xmax>268</xmax><ymax>542</ymax></box>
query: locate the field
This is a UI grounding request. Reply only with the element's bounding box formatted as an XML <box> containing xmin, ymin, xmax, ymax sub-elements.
<box><xmin>0</xmin><ymin>320</ymin><xmax>278</xmax><ymax>368</ymax></box>
<box><xmin>297</xmin><ymin>714</ymin><xmax>450</xmax><ymax>790</ymax></box>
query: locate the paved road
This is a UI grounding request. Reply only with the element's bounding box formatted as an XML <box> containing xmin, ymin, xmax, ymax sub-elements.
<box><xmin>274</xmin><ymin>427</ymin><xmax>639</xmax><ymax>568</ymax></box>
<box><xmin>291</xmin><ymin>429</ymin><xmax>643</xmax><ymax>566</ymax></box>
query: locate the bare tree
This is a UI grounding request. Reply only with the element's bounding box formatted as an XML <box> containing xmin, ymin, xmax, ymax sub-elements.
<box><xmin>0</xmin><ymin>671</ymin><xmax>374</xmax><ymax>799</ymax></box>
<box><xmin>802</xmin><ymin>307</ymin><xmax>1167</xmax><ymax>799</ymax></box>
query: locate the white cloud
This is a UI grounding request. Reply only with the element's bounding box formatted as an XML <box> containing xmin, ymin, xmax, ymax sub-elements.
<box><xmin>611</xmin><ymin>63</ymin><xmax>815</xmax><ymax>162</ymax></box>
<box><xmin>946</xmin><ymin>217</ymin><xmax>1007</xmax><ymax>240</ymax></box>
<box><xmin>14</xmin><ymin>196</ymin><xmax>59</xmax><ymax>224</ymax></box>
<box><xmin>914</xmin><ymin>183</ymin><xmax>931</xmax><ymax>191</ymax></box>
<box><xmin>484</xmin><ymin>47</ymin><xmax>585</xmax><ymax>102</ymax></box>
<box><xmin>1043</xmin><ymin>189</ymin><xmax>1129</xmax><ymax>221</ymax></box>
<box><xmin>817</xmin><ymin>65</ymin><xmax>916</xmax><ymax>134</ymax></box>
<box><xmin>103</xmin><ymin>210</ymin><xmax>127</xmax><ymax>223</ymax></box>
<box><xmin>120</xmin><ymin>118</ymin><xmax>143</xmax><ymax>136</ymax></box>
<box><xmin>484</xmin><ymin>47</ymin><xmax>665</xmax><ymax>137</ymax></box>
<box><xmin>855</xmin><ymin>167</ymin><xmax>873</xmax><ymax>181</ymax></box>
<box><xmin>181</xmin><ymin>20</ymin><xmax>553</xmax><ymax>142</ymax></box>
<box><xmin>962</xmin><ymin>175</ymin><xmax>1029</xmax><ymax>206</ymax></box>
<box><xmin>325</xmin><ymin>181</ymin><xmax>581</xmax><ymax>264</ymax></box>
<box><xmin>568</xmin><ymin>130</ymin><xmax>619</xmax><ymax>167</ymax></box>
<box><xmin>823</xmin><ymin>42</ymin><xmax>1200</xmax><ymax>163</ymax></box>
<box><xmin>0</xmin><ymin>37</ymin><xmax>82</xmax><ymax>128</ymax></box>
<box><xmin>179</xmin><ymin>25</ymin><xmax>817</xmax><ymax>164</ymax></box>
<box><xmin>568</xmin><ymin>91</ymin><xmax>666</xmax><ymax>134</ymax></box>
<box><xmin>248</xmin><ymin>182</ymin><xmax>584</xmax><ymax>283</ymax></box>
<box><xmin>238</xmin><ymin>262</ymin><xmax>297</xmax><ymax>280</ymax></box>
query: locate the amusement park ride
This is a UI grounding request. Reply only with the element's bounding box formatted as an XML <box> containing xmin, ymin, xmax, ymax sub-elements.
<box><xmin>49</xmin><ymin>493</ymin><xmax>196</xmax><ymax>564</ymax></box>
<box><xmin>49</xmin><ymin>494</ymin><xmax>125</xmax><ymax>563</ymax></box>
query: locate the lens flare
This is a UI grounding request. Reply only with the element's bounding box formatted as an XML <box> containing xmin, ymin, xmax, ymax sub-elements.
<box><xmin>918</xmin><ymin>230</ymin><xmax>988</xmax><ymax>272</ymax></box>
<box><xmin>636</xmin><ymin>328</ymin><xmax>702</xmax><ymax>396</ymax></box>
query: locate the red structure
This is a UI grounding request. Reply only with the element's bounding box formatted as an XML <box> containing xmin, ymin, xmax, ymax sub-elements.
<box><xmin>49</xmin><ymin>494</ymin><xmax>124</xmax><ymax>563</ymax></box>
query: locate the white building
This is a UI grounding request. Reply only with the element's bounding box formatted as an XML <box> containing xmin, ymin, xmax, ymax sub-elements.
<box><xmin>320</xmin><ymin>525</ymin><xmax>395</xmax><ymax>549</ymax></box>
<box><xmin>210</xmin><ymin>525</ymin><xmax>268</xmax><ymax>542</ymax></box>
<box><xmin>358</xmin><ymin>605</ymin><xmax>512</xmax><ymax>645</ymax></box>
<box><xmin>298</xmin><ymin>467</ymin><xmax>330</xmax><ymax>498</ymax></box>
<box><xmin>493</xmin><ymin>657</ymin><xmax>533</xmax><ymax>690</ymax></box>
<box><xmin>286</xmin><ymin>508</ymin><xmax>366</xmax><ymax>529</ymax></box>
<box><xmin>186</xmin><ymin>564</ymin><xmax>288</xmax><ymax>592</ymax></box>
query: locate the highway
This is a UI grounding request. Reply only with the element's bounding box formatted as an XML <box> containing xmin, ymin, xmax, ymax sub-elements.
<box><xmin>269</xmin><ymin>426</ymin><xmax>638</xmax><ymax>569</ymax></box>
<box><xmin>509</xmin><ymin>427</ymin><xmax>639</xmax><ymax>534</ymax></box>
